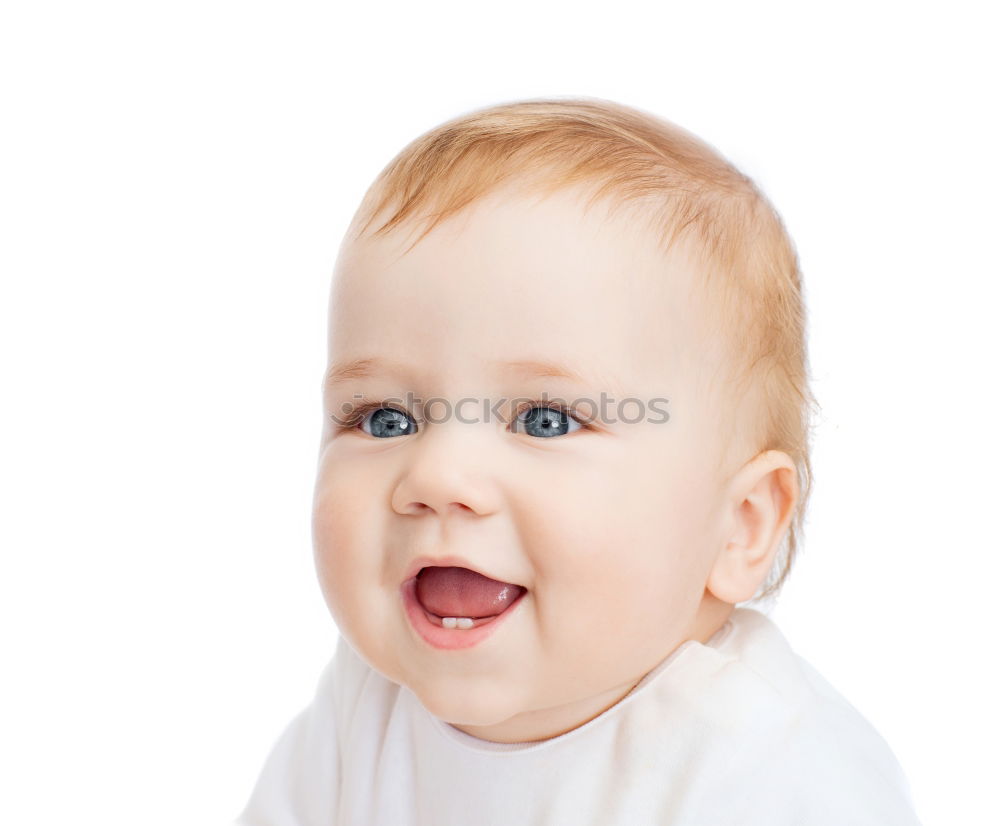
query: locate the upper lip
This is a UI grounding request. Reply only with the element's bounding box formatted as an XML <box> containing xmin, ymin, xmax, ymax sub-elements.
<box><xmin>401</xmin><ymin>554</ymin><xmax>526</xmax><ymax>589</ymax></box>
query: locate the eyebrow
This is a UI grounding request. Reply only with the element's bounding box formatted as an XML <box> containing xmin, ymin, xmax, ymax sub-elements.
<box><xmin>325</xmin><ymin>357</ymin><xmax>407</xmax><ymax>384</ymax></box>
<box><xmin>325</xmin><ymin>356</ymin><xmax>605</xmax><ymax>389</ymax></box>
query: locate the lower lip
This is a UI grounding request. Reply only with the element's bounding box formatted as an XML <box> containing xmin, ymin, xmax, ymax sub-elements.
<box><xmin>400</xmin><ymin>577</ymin><xmax>527</xmax><ymax>651</ymax></box>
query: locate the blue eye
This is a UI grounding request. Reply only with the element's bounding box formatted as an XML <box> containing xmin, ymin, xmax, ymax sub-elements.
<box><xmin>358</xmin><ymin>406</ymin><xmax>418</xmax><ymax>438</ymax></box>
<box><xmin>511</xmin><ymin>404</ymin><xmax>585</xmax><ymax>438</ymax></box>
<box><xmin>337</xmin><ymin>400</ymin><xmax>590</xmax><ymax>439</ymax></box>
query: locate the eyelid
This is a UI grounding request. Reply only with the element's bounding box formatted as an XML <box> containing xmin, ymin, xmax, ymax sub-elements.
<box><xmin>334</xmin><ymin>398</ymin><xmax>422</xmax><ymax>433</ymax></box>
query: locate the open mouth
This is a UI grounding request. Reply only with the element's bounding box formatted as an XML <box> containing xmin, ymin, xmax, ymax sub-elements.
<box><xmin>400</xmin><ymin>566</ymin><xmax>528</xmax><ymax>650</ymax></box>
<box><xmin>414</xmin><ymin>565</ymin><xmax>527</xmax><ymax>628</ymax></box>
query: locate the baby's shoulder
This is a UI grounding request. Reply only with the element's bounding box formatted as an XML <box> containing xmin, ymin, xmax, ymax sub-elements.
<box><xmin>694</xmin><ymin>609</ymin><xmax>922</xmax><ymax>824</ymax></box>
<box><xmin>711</xmin><ymin>696</ymin><xmax>921</xmax><ymax>825</ymax></box>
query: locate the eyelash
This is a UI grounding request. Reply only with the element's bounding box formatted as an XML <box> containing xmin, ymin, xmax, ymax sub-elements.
<box><xmin>335</xmin><ymin>398</ymin><xmax>416</xmax><ymax>431</ymax></box>
<box><xmin>332</xmin><ymin>398</ymin><xmax>593</xmax><ymax>433</ymax></box>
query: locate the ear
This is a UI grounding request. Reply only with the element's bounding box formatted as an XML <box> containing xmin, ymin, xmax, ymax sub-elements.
<box><xmin>706</xmin><ymin>450</ymin><xmax>799</xmax><ymax>604</ymax></box>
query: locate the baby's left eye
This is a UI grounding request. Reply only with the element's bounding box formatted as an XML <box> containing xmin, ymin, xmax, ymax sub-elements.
<box><xmin>510</xmin><ymin>405</ymin><xmax>585</xmax><ymax>438</ymax></box>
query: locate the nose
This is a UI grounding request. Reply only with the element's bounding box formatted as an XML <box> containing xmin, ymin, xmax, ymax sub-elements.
<box><xmin>390</xmin><ymin>421</ymin><xmax>502</xmax><ymax>518</ymax></box>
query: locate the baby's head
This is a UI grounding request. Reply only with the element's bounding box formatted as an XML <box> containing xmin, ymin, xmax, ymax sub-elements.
<box><xmin>313</xmin><ymin>98</ymin><xmax>816</xmax><ymax>743</ymax></box>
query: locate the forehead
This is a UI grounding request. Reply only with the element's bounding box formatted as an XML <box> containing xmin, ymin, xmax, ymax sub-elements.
<box><xmin>329</xmin><ymin>183</ymin><xmax>715</xmax><ymax>396</ymax></box>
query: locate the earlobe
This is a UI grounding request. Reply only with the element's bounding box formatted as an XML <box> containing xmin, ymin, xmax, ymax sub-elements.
<box><xmin>706</xmin><ymin>450</ymin><xmax>799</xmax><ymax>604</ymax></box>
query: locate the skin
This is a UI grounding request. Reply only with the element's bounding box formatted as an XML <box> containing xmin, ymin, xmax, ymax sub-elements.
<box><xmin>312</xmin><ymin>181</ymin><xmax>798</xmax><ymax>744</ymax></box>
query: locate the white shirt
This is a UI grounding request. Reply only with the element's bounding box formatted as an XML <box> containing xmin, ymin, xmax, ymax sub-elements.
<box><xmin>234</xmin><ymin>607</ymin><xmax>923</xmax><ymax>825</ymax></box>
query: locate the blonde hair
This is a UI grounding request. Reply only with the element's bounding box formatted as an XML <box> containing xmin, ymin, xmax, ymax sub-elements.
<box><xmin>346</xmin><ymin>96</ymin><xmax>819</xmax><ymax>603</ymax></box>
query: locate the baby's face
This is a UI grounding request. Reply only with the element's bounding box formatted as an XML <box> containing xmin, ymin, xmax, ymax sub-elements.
<box><xmin>314</xmin><ymin>183</ymin><xmax>738</xmax><ymax>743</ymax></box>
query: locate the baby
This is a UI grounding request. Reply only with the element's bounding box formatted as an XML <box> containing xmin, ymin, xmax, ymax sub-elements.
<box><xmin>235</xmin><ymin>97</ymin><xmax>922</xmax><ymax>825</ymax></box>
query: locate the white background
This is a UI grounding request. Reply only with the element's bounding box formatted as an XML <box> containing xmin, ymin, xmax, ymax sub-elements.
<box><xmin>1</xmin><ymin>2</ymin><xmax>997</xmax><ymax>824</ymax></box>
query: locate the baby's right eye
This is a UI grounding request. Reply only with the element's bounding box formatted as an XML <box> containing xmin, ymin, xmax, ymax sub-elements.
<box><xmin>356</xmin><ymin>404</ymin><xmax>419</xmax><ymax>438</ymax></box>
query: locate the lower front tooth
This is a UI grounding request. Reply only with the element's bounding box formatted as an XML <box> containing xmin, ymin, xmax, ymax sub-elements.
<box><xmin>442</xmin><ymin>617</ymin><xmax>474</xmax><ymax>629</ymax></box>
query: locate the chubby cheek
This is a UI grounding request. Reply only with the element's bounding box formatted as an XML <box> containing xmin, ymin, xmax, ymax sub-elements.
<box><xmin>311</xmin><ymin>462</ymin><xmax>383</xmax><ymax>638</ymax></box>
<box><xmin>526</xmin><ymin>461</ymin><xmax>713</xmax><ymax>655</ymax></box>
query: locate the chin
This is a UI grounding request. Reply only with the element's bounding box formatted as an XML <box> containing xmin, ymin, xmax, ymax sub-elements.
<box><xmin>413</xmin><ymin>680</ymin><xmax>523</xmax><ymax>728</ymax></box>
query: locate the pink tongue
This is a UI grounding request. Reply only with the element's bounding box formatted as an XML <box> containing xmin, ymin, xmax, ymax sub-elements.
<box><xmin>415</xmin><ymin>566</ymin><xmax>525</xmax><ymax>619</ymax></box>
